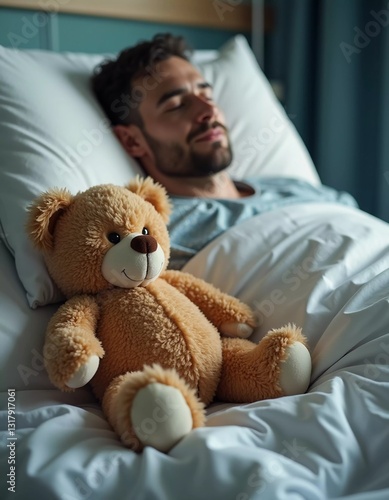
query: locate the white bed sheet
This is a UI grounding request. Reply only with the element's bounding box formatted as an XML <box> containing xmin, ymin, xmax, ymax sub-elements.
<box><xmin>1</xmin><ymin>202</ymin><xmax>389</xmax><ymax>499</ymax></box>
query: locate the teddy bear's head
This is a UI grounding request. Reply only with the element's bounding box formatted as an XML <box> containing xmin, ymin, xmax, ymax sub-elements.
<box><xmin>27</xmin><ymin>177</ymin><xmax>172</xmax><ymax>298</ymax></box>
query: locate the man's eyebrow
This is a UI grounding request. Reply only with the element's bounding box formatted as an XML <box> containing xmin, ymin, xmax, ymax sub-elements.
<box><xmin>156</xmin><ymin>82</ymin><xmax>213</xmax><ymax>107</ymax></box>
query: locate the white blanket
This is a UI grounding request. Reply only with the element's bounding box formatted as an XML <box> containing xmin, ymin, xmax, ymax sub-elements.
<box><xmin>1</xmin><ymin>202</ymin><xmax>389</xmax><ymax>499</ymax></box>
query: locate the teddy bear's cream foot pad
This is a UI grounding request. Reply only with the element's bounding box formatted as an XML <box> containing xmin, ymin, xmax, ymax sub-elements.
<box><xmin>66</xmin><ymin>355</ymin><xmax>100</xmax><ymax>389</ymax></box>
<box><xmin>131</xmin><ymin>382</ymin><xmax>194</xmax><ymax>452</ymax></box>
<box><xmin>279</xmin><ymin>342</ymin><xmax>312</xmax><ymax>396</ymax></box>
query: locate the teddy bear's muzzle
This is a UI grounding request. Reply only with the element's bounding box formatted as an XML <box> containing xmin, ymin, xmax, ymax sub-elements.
<box><xmin>101</xmin><ymin>233</ymin><xmax>165</xmax><ymax>289</ymax></box>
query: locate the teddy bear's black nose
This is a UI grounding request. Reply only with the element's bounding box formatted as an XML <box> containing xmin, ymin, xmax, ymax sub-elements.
<box><xmin>131</xmin><ymin>235</ymin><xmax>158</xmax><ymax>254</ymax></box>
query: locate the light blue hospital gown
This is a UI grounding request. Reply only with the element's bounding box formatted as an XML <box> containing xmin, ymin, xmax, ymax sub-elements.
<box><xmin>167</xmin><ymin>177</ymin><xmax>357</xmax><ymax>269</ymax></box>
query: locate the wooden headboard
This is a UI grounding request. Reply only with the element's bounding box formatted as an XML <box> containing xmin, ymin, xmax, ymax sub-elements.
<box><xmin>0</xmin><ymin>0</ymin><xmax>273</xmax><ymax>65</ymax></box>
<box><xmin>0</xmin><ymin>0</ymin><xmax>251</xmax><ymax>31</ymax></box>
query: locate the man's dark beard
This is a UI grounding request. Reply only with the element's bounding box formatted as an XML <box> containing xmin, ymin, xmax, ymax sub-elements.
<box><xmin>189</xmin><ymin>142</ymin><xmax>233</xmax><ymax>176</ymax></box>
<box><xmin>141</xmin><ymin>122</ymin><xmax>233</xmax><ymax>178</ymax></box>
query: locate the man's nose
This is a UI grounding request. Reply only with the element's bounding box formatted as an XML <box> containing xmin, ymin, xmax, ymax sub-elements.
<box><xmin>193</xmin><ymin>96</ymin><xmax>216</xmax><ymax>123</ymax></box>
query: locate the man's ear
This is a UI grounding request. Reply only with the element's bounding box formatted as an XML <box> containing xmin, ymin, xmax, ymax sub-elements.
<box><xmin>113</xmin><ymin>124</ymin><xmax>149</xmax><ymax>158</ymax></box>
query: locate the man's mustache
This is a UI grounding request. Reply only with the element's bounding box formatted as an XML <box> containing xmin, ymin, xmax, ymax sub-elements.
<box><xmin>187</xmin><ymin>122</ymin><xmax>228</xmax><ymax>143</ymax></box>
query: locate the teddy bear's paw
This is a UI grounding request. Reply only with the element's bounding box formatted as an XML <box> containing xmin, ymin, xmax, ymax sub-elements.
<box><xmin>220</xmin><ymin>322</ymin><xmax>254</xmax><ymax>339</ymax></box>
<box><xmin>131</xmin><ymin>382</ymin><xmax>193</xmax><ymax>452</ymax></box>
<box><xmin>279</xmin><ymin>342</ymin><xmax>311</xmax><ymax>396</ymax></box>
<box><xmin>66</xmin><ymin>355</ymin><xmax>100</xmax><ymax>389</ymax></box>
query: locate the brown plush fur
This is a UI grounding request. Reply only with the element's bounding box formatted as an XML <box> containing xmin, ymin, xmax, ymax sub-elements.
<box><xmin>217</xmin><ymin>324</ymin><xmax>305</xmax><ymax>402</ymax></box>
<box><xmin>27</xmin><ymin>177</ymin><xmax>308</xmax><ymax>452</ymax></box>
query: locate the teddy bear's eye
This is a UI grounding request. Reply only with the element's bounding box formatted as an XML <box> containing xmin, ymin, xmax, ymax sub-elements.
<box><xmin>107</xmin><ymin>232</ymin><xmax>121</xmax><ymax>244</ymax></box>
<box><xmin>142</xmin><ymin>227</ymin><xmax>149</xmax><ymax>235</ymax></box>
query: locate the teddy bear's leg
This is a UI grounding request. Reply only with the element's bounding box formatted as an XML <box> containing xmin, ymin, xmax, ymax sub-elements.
<box><xmin>217</xmin><ymin>324</ymin><xmax>311</xmax><ymax>402</ymax></box>
<box><xmin>102</xmin><ymin>364</ymin><xmax>206</xmax><ymax>452</ymax></box>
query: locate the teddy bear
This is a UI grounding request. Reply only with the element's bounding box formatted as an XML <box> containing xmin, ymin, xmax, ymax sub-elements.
<box><xmin>27</xmin><ymin>176</ymin><xmax>312</xmax><ymax>452</ymax></box>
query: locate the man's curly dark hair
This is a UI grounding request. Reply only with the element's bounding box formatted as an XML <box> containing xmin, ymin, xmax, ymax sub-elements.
<box><xmin>91</xmin><ymin>33</ymin><xmax>192</xmax><ymax>127</ymax></box>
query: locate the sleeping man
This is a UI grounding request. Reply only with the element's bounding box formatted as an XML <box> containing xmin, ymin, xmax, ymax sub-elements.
<box><xmin>91</xmin><ymin>33</ymin><xmax>356</xmax><ymax>269</ymax></box>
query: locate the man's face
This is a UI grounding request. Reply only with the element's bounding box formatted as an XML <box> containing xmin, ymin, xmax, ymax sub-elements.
<box><xmin>135</xmin><ymin>56</ymin><xmax>232</xmax><ymax>178</ymax></box>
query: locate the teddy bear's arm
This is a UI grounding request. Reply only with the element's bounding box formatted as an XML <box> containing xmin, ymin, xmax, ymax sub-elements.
<box><xmin>161</xmin><ymin>270</ymin><xmax>257</xmax><ymax>337</ymax></box>
<box><xmin>44</xmin><ymin>295</ymin><xmax>105</xmax><ymax>391</ymax></box>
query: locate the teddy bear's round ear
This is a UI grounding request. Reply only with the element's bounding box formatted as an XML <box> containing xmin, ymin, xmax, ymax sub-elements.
<box><xmin>126</xmin><ymin>176</ymin><xmax>172</xmax><ymax>223</ymax></box>
<box><xmin>26</xmin><ymin>188</ymin><xmax>73</xmax><ymax>252</ymax></box>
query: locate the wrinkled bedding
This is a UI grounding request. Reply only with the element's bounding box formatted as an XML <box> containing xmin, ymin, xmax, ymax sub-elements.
<box><xmin>1</xmin><ymin>201</ymin><xmax>389</xmax><ymax>499</ymax></box>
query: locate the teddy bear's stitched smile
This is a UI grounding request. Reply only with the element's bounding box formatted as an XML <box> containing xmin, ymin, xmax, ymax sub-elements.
<box><xmin>121</xmin><ymin>268</ymin><xmax>143</xmax><ymax>282</ymax></box>
<box><xmin>121</xmin><ymin>257</ymin><xmax>164</xmax><ymax>283</ymax></box>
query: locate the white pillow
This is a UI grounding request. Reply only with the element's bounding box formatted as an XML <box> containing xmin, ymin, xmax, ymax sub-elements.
<box><xmin>0</xmin><ymin>47</ymin><xmax>140</xmax><ymax>308</ymax></box>
<box><xmin>0</xmin><ymin>35</ymin><xmax>320</xmax><ymax>308</ymax></box>
<box><xmin>196</xmin><ymin>36</ymin><xmax>320</xmax><ymax>184</ymax></box>
<box><xmin>0</xmin><ymin>239</ymin><xmax>55</xmax><ymax>391</ymax></box>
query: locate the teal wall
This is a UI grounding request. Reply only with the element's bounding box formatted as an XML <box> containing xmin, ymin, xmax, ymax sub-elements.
<box><xmin>0</xmin><ymin>7</ymin><xmax>249</xmax><ymax>53</ymax></box>
<box><xmin>0</xmin><ymin>8</ymin><xmax>45</xmax><ymax>49</ymax></box>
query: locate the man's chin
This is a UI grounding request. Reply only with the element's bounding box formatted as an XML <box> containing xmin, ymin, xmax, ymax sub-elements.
<box><xmin>190</xmin><ymin>148</ymin><xmax>233</xmax><ymax>176</ymax></box>
<box><xmin>197</xmin><ymin>164</ymin><xmax>229</xmax><ymax>176</ymax></box>
<box><xmin>167</xmin><ymin>167</ymin><xmax>227</xmax><ymax>179</ymax></box>
<box><xmin>156</xmin><ymin>146</ymin><xmax>233</xmax><ymax>179</ymax></box>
